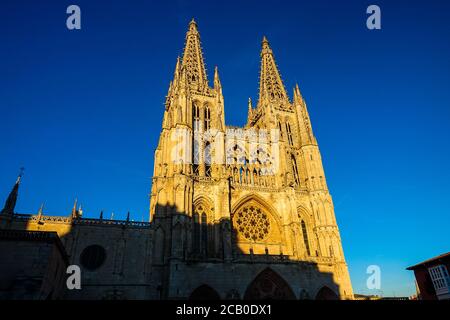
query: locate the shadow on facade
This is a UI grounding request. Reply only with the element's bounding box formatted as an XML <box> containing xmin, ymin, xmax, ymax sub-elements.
<box><xmin>151</xmin><ymin>202</ymin><xmax>341</xmax><ymax>301</ymax></box>
<box><xmin>0</xmin><ymin>219</ymin><xmax>70</xmax><ymax>300</ymax></box>
<box><xmin>0</xmin><ymin>202</ymin><xmax>340</xmax><ymax>300</ymax></box>
<box><xmin>0</xmin><ymin>204</ymin><xmax>151</xmax><ymax>300</ymax></box>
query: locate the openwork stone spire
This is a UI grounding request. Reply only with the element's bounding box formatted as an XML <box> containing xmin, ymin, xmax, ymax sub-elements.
<box><xmin>181</xmin><ymin>19</ymin><xmax>208</xmax><ymax>91</ymax></box>
<box><xmin>258</xmin><ymin>36</ymin><xmax>288</xmax><ymax>105</ymax></box>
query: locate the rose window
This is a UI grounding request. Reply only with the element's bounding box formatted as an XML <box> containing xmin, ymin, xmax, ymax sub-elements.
<box><xmin>234</xmin><ymin>206</ymin><xmax>270</xmax><ymax>241</ymax></box>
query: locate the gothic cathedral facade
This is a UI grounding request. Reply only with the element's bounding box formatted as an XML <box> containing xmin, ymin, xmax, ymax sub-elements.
<box><xmin>0</xmin><ymin>20</ymin><xmax>353</xmax><ymax>300</ymax></box>
<box><xmin>148</xmin><ymin>20</ymin><xmax>353</xmax><ymax>300</ymax></box>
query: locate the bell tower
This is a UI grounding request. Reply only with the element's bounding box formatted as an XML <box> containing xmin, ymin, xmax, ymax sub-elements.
<box><xmin>148</xmin><ymin>20</ymin><xmax>353</xmax><ymax>300</ymax></box>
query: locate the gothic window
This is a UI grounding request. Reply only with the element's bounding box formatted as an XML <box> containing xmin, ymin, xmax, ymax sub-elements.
<box><xmin>193</xmin><ymin>213</ymin><xmax>200</xmax><ymax>253</ymax></box>
<box><xmin>193</xmin><ymin>103</ymin><xmax>201</xmax><ymax>131</ymax></box>
<box><xmin>278</xmin><ymin>121</ymin><xmax>283</xmax><ymax>137</ymax></box>
<box><xmin>205</xmin><ymin>141</ymin><xmax>211</xmax><ymax>177</ymax></box>
<box><xmin>286</xmin><ymin>123</ymin><xmax>294</xmax><ymax>146</ymax></box>
<box><xmin>329</xmin><ymin>245</ymin><xmax>334</xmax><ymax>257</ymax></box>
<box><xmin>291</xmin><ymin>155</ymin><xmax>300</xmax><ymax>186</ymax></box>
<box><xmin>234</xmin><ymin>205</ymin><xmax>270</xmax><ymax>242</ymax></box>
<box><xmin>201</xmin><ymin>213</ymin><xmax>208</xmax><ymax>256</ymax></box>
<box><xmin>204</xmin><ymin>106</ymin><xmax>211</xmax><ymax>131</ymax></box>
<box><xmin>193</xmin><ymin>139</ymin><xmax>200</xmax><ymax>175</ymax></box>
<box><xmin>193</xmin><ymin>202</ymin><xmax>213</xmax><ymax>257</ymax></box>
<box><xmin>301</xmin><ymin>220</ymin><xmax>311</xmax><ymax>256</ymax></box>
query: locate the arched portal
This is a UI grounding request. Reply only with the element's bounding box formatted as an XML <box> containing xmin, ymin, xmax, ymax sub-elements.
<box><xmin>315</xmin><ymin>286</ymin><xmax>339</xmax><ymax>300</ymax></box>
<box><xmin>244</xmin><ymin>268</ymin><xmax>296</xmax><ymax>300</ymax></box>
<box><xmin>189</xmin><ymin>285</ymin><xmax>221</xmax><ymax>300</ymax></box>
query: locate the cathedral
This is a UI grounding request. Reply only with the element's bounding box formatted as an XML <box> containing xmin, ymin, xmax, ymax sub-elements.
<box><xmin>0</xmin><ymin>20</ymin><xmax>353</xmax><ymax>300</ymax></box>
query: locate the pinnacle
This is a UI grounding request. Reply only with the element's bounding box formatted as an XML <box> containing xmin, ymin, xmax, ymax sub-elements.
<box><xmin>262</xmin><ymin>36</ymin><xmax>270</xmax><ymax>50</ymax></box>
<box><xmin>189</xmin><ymin>18</ymin><xmax>198</xmax><ymax>32</ymax></box>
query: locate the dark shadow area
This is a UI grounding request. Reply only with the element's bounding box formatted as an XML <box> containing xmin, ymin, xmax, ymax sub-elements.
<box><xmin>0</xmin><ymin>181</ymin><xmax>151</xmax><ymax>300</ymax></box>
<box><xmin>151</xmin><ymin>201</ymin><xmax>341</xmax><ymax>301</ymax></box>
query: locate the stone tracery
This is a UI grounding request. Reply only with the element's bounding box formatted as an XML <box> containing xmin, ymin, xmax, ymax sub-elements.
<box><xmin>234</xmin><ymin>205</ymin><xmax>271</xmax><ymax>242</ymax></box>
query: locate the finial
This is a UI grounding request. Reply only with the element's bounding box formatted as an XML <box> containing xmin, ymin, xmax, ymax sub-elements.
<box><xmin>99</xmin><ymin>210</ymin><xmax>104</xmax><ymax>220</ymax></box>
<box><xmin>37</xmin><ymin>203</ymin><xmax>44</xmax><ymax>218</ymax></box>
<box><xmin>71</xmin><ymin>198</ymin><xmax>79</xmax><ymax>219</ymax></box>
<box><xmin>214</xmin><ymin>66</ymin><xmax>221</xmax><ymax>88</ymax></box>
<box><xmin>17</xmin><ymin>167</ymin><xmax>25</xmax><ymax>184</ymax></box>
<box><xmin>188</xmin><ymin>18</ymin><xmax>198</xmax><ymax>32</ymax></box>
<box><xmin>126</xmin><ymin>211</ymin><xmax>130</xmax><ymax>222</ymax></box>
<box><xmin>261</xmin><ymin>36</ymin><xmax>272</xmax><ymax>55</ymax></box>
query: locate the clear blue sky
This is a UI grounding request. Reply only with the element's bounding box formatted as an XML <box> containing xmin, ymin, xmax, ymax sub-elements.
<box><xmin>1</xmin><ymin>0</ymin><xmax>449</xmax><ymax>297</ymax></box>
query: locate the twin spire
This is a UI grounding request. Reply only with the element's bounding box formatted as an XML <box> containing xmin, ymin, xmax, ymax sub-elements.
<box><xmin>258</xmin><ymin>36</ymin><xmax>289</xmax><ymax>105</ymax></box>
<box><xmin>174</xmin><ymin>19</ymin><xmax>312</xmax><ymax>141</ymax></box>
<box><xmin>175</xmin><ymin>20</ymin><xmax>290</xmax><ymax>105</ymax></box>
<box><xmin>180</xmin><ymin>19</ymin><xmax>209</xmax><ymax>91</ymax></box>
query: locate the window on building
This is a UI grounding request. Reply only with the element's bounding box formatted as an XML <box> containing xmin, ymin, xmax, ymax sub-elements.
<box><xmin>80</xmin><ymin>245</ymin><xmax>106</xmax><ymax>271</ymax></box>
<box><xmin>193</xmin><ymin>103</ymin><xmax>200</xmax><ymax>131</ymax></box>
<box><xmin>428</xmin><ymin>265</ymin><xmax>450</xmax><ymax>293</ymax></box>
<box><xmin>192</xmin><ymin>213</ymin><xmax>200</xmax><ymax>254</ymax></box>
<box><xmin>204</xmin><ymin>106</ymin><xmax>211</xmax><ymax>131</ymax></box>
<box><xmin>286</xmin><ymin>123</ymin><xmax>294</xmax><ymax>146</ymax></box>
<box><xmin>278</xmin><ymin>121</ymin><xmax>283</xmax><ymax>137</ymax></box>
<box><xmin>193</xmin><ymin>139</ymin><xmax>200</xmax><ymax>175</ymax></box>
<box><xmin>291</xmin><ymin>155</ymin><xmax>300</xmax><ymax>186</ymax></box>
<box><xmin>301</xmin><ymin>221</ymin><xmax>311</xmax><ymax>256</ymax></box>
<box><xmin>201</xmin><ymin>213</ymin><xmax>208</xmax><ymax>256</ymax></box>
<box><xmin>205</xmin><ymin>141</ymin><xmax>211</xmax><ymax>177</ymax></box>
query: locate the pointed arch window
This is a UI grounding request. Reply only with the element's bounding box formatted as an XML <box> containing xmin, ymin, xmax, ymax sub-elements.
<box><xmin>193</xmin><ymin>202</ymin><xmax>213</xmax><ymax>258</ymax></box>
<box><xmin>193</xmin><ymin>103</ymin><xmax>201</xmax><ymax>131</ymax></box>
<box><xmin>193</xmin><ymin>139</ymin><xmax>200</xmax><ymax>175</ymax></box>
<box><xmin>192</xmin><ymin>213</ymin><xmax>200</xmax><ymax>254</ymax></box>
<box><xmin>205</xmin><ymin>141</ymin><xmax>212</xmax><ymax>177</ymax></box>
<box><xmin>286</xmin><ymin>123</ymin><xmax>294</xmax><ymax>146</ymax></box>
<box><xmin>201</xmin><ymin>213</ymin><xmax>208</xmax><ymax>256</ymax></box>
<box><xmin>204</xmin><ymin>106</ymin><xmax>211</xmax><ymax>131</ymax></box>
<box><xmin>291</xmin><ymin>155</ymin><xmax>300</xmax><ymax>186</ymax></box>
<box><xmin>301</xmin><ymin>220</ymin><xmax>311</xmax><ymax>256</ymax></box>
